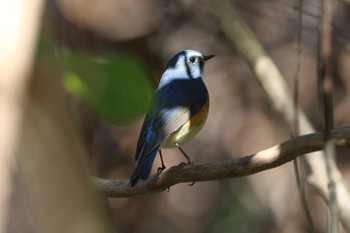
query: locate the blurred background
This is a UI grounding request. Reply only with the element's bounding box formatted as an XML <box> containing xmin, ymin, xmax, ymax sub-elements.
<box><xmin>5</xmin><ymin>0</ymin><xmax>350</xmax><ymax>232</ymax></box>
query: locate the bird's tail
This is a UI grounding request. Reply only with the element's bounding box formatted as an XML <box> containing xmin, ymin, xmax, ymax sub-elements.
<box><xmin>130</xmin><ymin>147</ymin><xmax>158</xmax><ymax>186</ymax></box>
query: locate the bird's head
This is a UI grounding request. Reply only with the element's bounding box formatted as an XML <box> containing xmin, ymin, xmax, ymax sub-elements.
<box><xmin>164</xmin><ymin>50</ymin><xmax>215</xmax><ymax>80</ymax></box>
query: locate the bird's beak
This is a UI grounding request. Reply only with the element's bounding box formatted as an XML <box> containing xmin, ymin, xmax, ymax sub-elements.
<box><xmin>203</xmin><ymin>55</ymin><xmax>215</xmax><ymax>61</ymax></box>
<box><xmin>204</xmin><ymin>54</ymin><xmax>215</xmax><ymax>61</ymax></box>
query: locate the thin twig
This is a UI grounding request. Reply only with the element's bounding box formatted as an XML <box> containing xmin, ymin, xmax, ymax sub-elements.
<box><xmin>94</xmin><ymin>128</ymin><xmax>350</xmax><ymax>198</ymax></box>
<box><xmin>293</xmin><ymin>0</ymin><xmax>303</xmax><ymax>138</ymax></box>
<box><xmin>292</xmin><ymin>0</ymin><xmax>316</xmax><ymax>231</ymax></box>
<box><xmin>318</xmin><ymin>0</ymin><xmax>339</xmax><ymax>231</ymax></box>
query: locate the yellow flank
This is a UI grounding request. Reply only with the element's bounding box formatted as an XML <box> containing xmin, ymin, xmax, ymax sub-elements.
<box><xmin>162</xmin><ymin>98</ymin><xmax>209</xmax><ymax>148</ymax></box>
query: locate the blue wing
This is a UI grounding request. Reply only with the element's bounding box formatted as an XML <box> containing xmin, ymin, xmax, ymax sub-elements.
<box><xmin>145</xmin><ymin>78</ymin><xmax>208</xmax><ymax>153</ymax></box>
<box><xmin>130</xmin><ymin>129</ymin><xmax>159</xmax><ymax>186</ymax></box>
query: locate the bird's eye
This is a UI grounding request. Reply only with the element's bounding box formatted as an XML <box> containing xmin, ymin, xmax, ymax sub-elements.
<box><xmin>189</xmin><ymin>56</ymin><xmax>197</xmax><ymax>64</ymax></box>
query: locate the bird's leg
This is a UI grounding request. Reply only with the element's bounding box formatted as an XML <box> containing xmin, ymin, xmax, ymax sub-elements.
<box><xmin>175</xmin><ymin>142</ymin><xmax>193</xmax><ymax>165</ymax></box>
<box><xmin>175</xmin><ymin>143</ymin><xmax>195</xmax><ymax>186</ymax></box>
<box><xmin>157</xmin><ymin>149</ymin><xmax>166</xmax><ymax>172</ymax></box>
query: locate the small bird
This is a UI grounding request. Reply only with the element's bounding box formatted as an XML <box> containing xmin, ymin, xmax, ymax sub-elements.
<box><xmin>130</xmin><ymin>50</ymin><xmax>214</xmax><ymax>186</ymax></box>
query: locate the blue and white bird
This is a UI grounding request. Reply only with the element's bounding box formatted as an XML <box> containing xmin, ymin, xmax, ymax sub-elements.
<box><xmin>130</xmin><ymin>50</ymin><xmax>214</xmax><ymax>186</ymax></box>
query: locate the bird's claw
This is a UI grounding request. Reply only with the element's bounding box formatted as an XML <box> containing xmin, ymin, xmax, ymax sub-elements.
<box><xmin>178</xmin><ymin>161</ymin><xmax>194</xmax><ymax>167</ymax></box>
<box><xmin>157</xmin><ymin>165</ymin><xmax>166</xmax><ymax>173</ymax></box>
<box><xmin>188</xmin><ymin>182</ymin><xmax>196</xmax><ymax>186</ymax></box>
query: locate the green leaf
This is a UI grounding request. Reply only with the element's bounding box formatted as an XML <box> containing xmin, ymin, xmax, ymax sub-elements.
<box><xmin>61</xmin><ymin>52</ymin><xmax>154</xmax><ymax>125</ymax></box>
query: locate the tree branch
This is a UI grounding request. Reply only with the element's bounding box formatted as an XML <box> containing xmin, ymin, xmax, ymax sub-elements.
<box><xmin>208</xmin><ymin>1</ymin><xmax>350</xmax><ymax>231</ymax></box>
<box><xmin>292</xmin><ymin>0</ymin><xmax>316</xmax><ymax>230</ymax></box>
<box><xmin>318</xmin><ymin>0</ymin><xmax>339</xmax><ymax>231</ymax></box>
<box><xmin>94</xmin><ymin>127</ymin><xmax>350</xmax><ymax>198</ymax></box>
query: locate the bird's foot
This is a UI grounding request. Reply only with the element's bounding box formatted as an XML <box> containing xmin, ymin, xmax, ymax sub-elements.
<box><xmin>157</xmin><ymin>165</ymin><xmax>166</xmax><ymax>173</ymax></box>
<box><xmin>178</xmin><ymin>161</ymin><xmax>194</xmax><ymax>167</ymax></box>
<box><xmin>178</xmin><ymin>162</ymin><xmax>187</xmax><ymax>167</ymax></box>
<box><xmin>188</xmin><ymin>182</ymin><xmax>196</xmax><ymax>186</ymax></box>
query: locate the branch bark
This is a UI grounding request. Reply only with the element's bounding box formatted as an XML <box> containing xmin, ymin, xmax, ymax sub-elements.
<box><xmin>94</xmin><ymin>127</ymin><xmax>350</xmax><ymax>198</ymax></box>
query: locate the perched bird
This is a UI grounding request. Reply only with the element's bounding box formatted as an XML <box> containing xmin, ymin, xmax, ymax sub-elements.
<box><xmin>130</xmin><ymin>50</ymin><xmax>214</xmax><ymax>186</ymax></box>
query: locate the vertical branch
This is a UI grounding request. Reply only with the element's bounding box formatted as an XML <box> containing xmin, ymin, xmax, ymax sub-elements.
<box><xmin>292</xmin><ymin>0</ymin><xmax>316</xmax><ymax>231</ymax></box>
<box><xmin>318</xmin><ymin>0</ymin><xmax>339</xmax><ymax>232</ymax></box>
<box><xmin>0</xmin><ymin>0</ymin><xmax>43</xmax><ymax>231</ymax></box>
<box><xmin>324</xmin><ymin>142</ymin><xmax>338</xmax><ymax>232</ymax></box>
<box><xmin>292</xmin><ymin>0</ymin><xmax>303</xmax><ymax>137</ymax></box>
<box><xmin>319</xmin><ymin>0</ymin><xmax>334</xmax><ymax>135</ymax></box>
